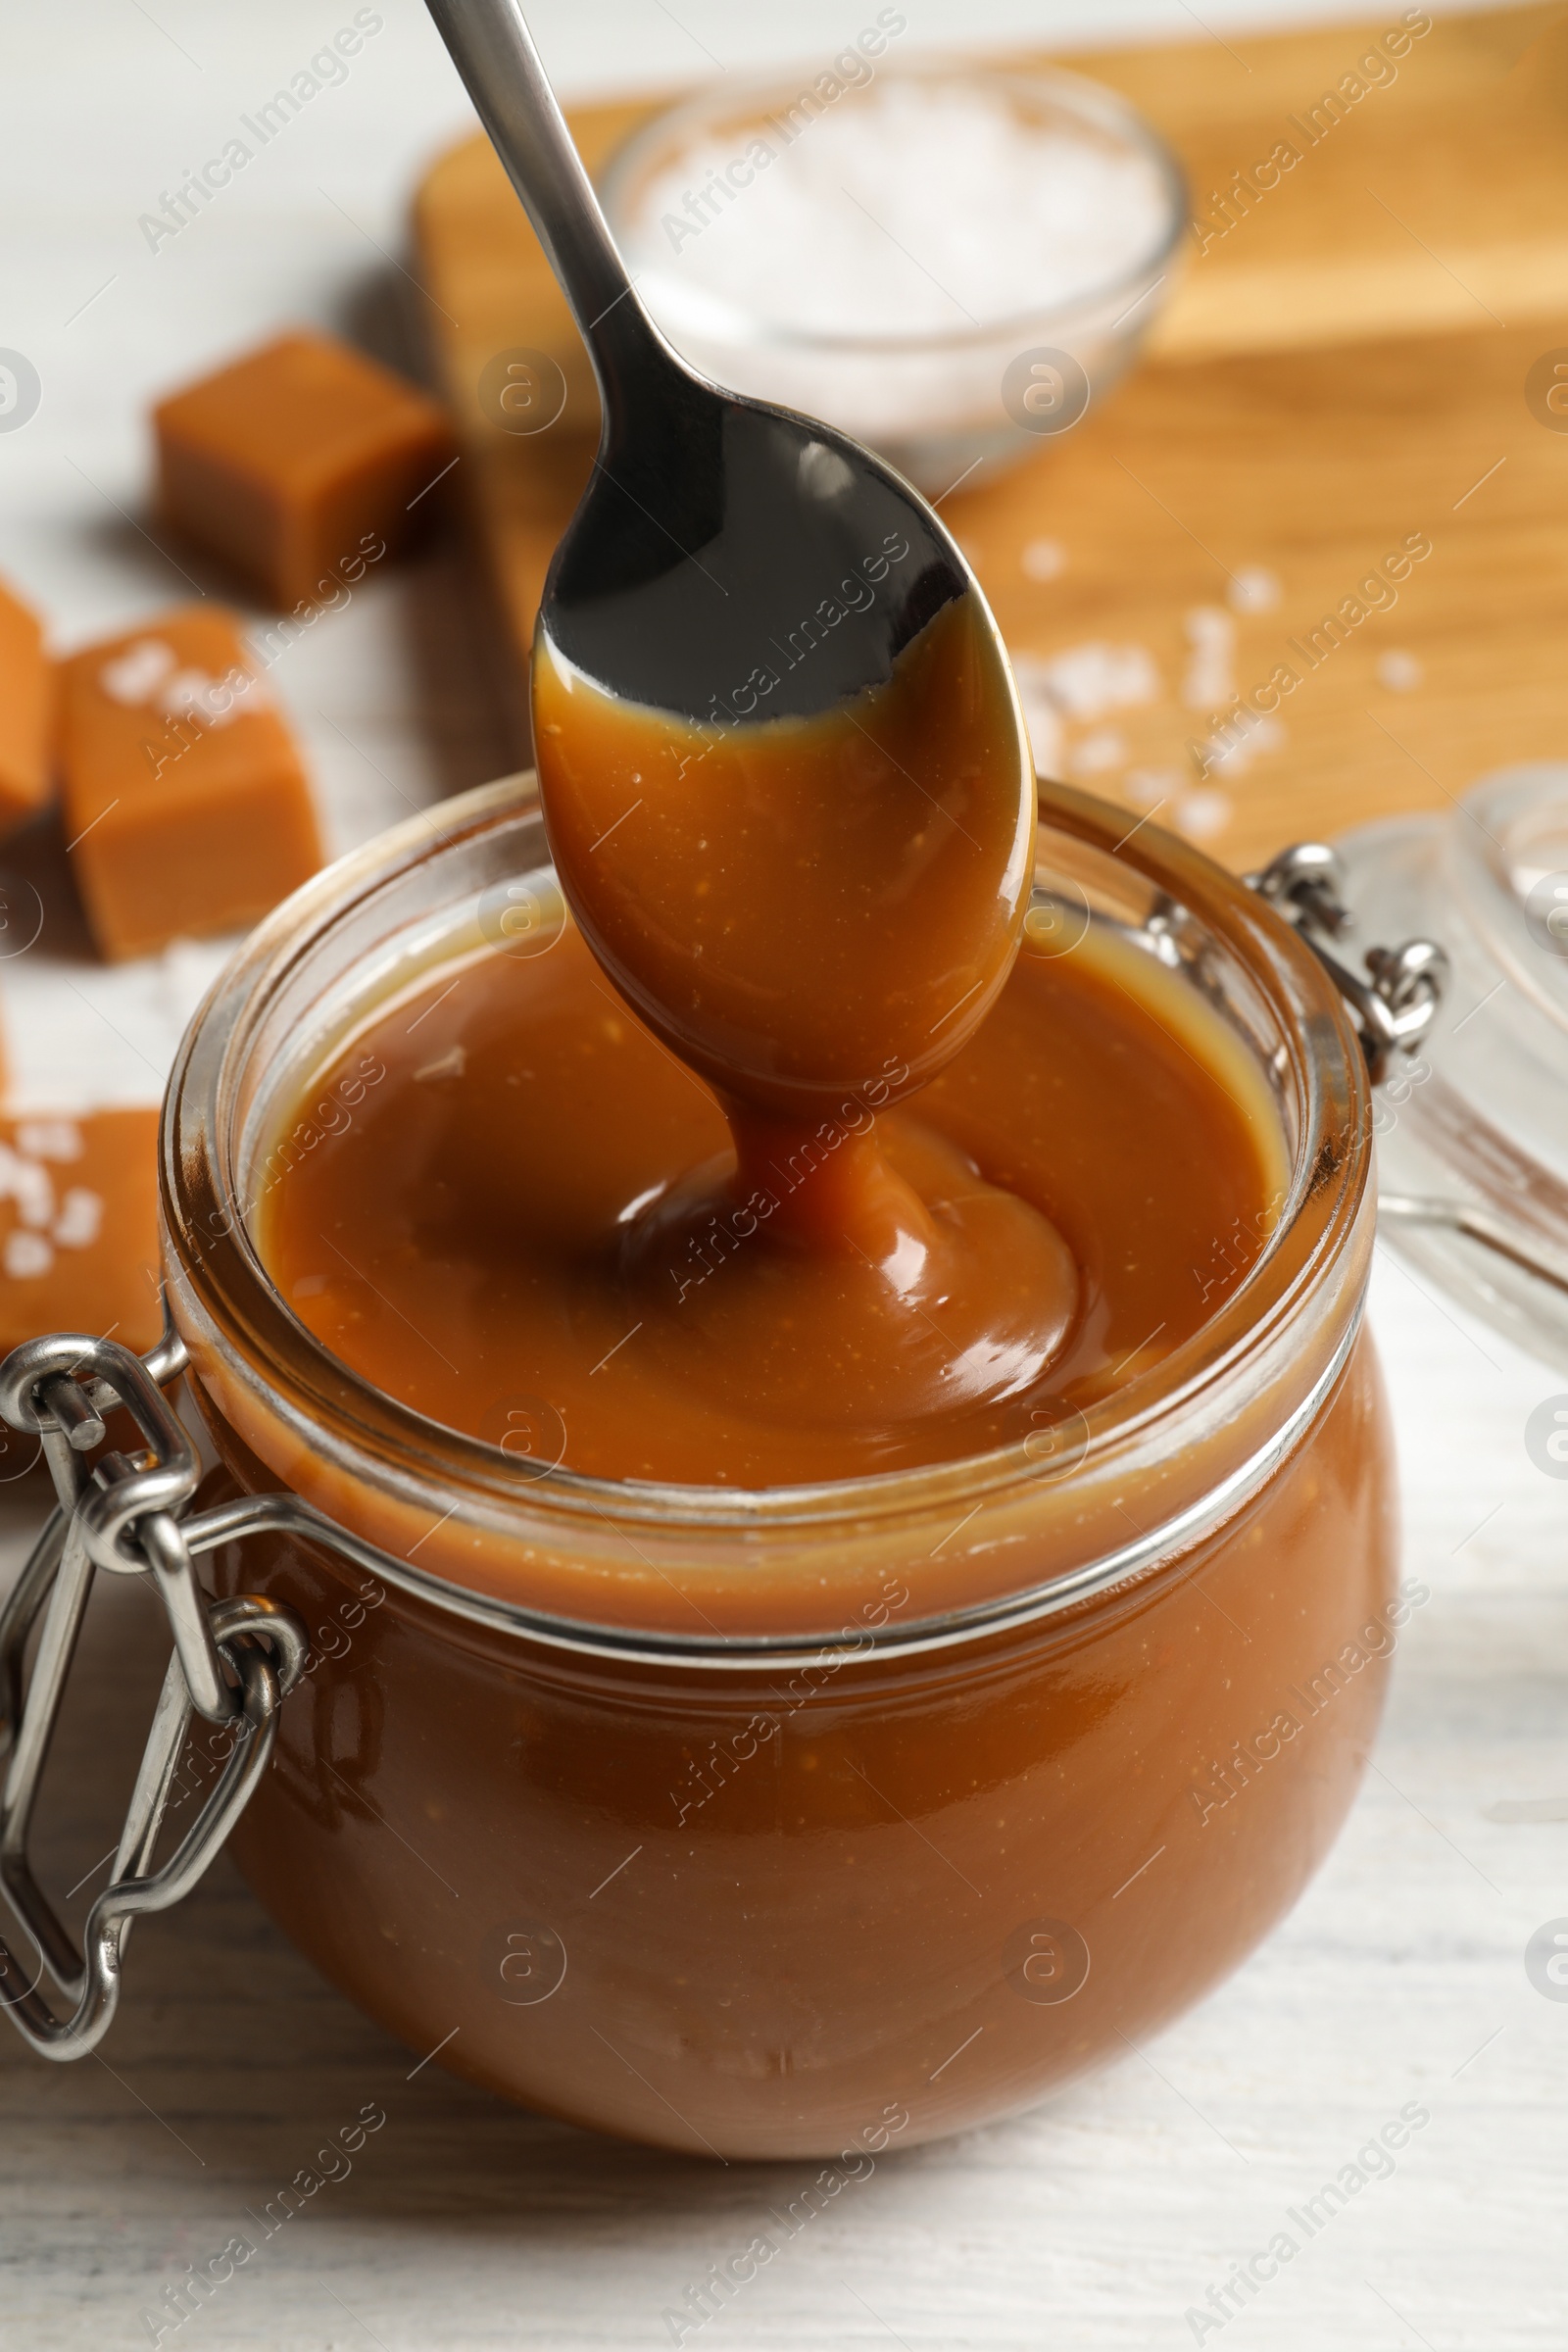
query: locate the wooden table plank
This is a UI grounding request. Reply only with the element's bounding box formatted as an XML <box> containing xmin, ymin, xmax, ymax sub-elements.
<box><xmin>1093</xmin><ymin>1</ymin><xmax>1568</xmax><ymax>356</ymax></box>
<box><xmin>957</xmin><ymin>314</ymin><xmax>1568</xmax><ymax>869</ymax></box>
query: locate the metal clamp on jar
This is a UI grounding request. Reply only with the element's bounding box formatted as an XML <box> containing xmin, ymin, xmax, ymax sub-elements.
<box><xmin>0</xmin><ymin>1327</ymin><xmax>309</xmax><ymax>2056</ymax></box>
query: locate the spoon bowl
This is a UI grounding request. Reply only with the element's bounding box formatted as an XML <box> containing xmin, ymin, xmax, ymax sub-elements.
<box><xmin>546</xmin><ymin>349</ymin><xmax>976</xmax><ymax>727</ymax></box>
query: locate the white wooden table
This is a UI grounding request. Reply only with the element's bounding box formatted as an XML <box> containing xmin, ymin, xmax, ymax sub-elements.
<box><xmin>2</xmin><ymin>5</ymin><xmax>1565</xmax><ymax>2348</ymax></box>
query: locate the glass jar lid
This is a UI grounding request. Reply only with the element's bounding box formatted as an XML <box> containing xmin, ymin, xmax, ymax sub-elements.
<box><xmin>1336</xmin><ymin>762</ymin><xmax>1568</xmax><ymax>1369</ymax></box>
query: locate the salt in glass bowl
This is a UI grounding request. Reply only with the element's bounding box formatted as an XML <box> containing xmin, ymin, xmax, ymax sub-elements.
<box><xmin>599</xmin><ymin>56</ymin><xmax>1188</xmax><ymax>494</ymax></box>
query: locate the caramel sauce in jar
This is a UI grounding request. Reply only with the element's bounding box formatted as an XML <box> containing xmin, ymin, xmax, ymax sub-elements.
<box><xmin>255</xmin><ymin>911</ymin><xmax>1284</xmax><ymax>1487</ymax></box>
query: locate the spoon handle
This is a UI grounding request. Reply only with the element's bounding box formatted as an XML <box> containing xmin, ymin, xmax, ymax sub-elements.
<box><xmin>422</xmin><ymin>0</ymin><xmax>671</xmax><ymax>400</ymax></box>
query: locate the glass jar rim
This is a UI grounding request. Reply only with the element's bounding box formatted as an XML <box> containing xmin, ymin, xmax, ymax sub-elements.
<box><xmin>597</xmin><ymin>57</ymin><xmax>1190</xmax><ymax>360</ymax></box>
<box><xmin>162</xmin><ymin>774</ymin><xmax>1369</xmax><ymax>1657</ymax></box>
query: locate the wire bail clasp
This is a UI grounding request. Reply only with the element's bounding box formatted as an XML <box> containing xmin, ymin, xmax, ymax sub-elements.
<box><xmin>0</xmin><ymin>1316</ymin><xmax>308</xmax><ymax>2060</ymax></box>
<box><xmin>1249</xmin><ymin>841</ymin><xmax>1449</xmax><ymax>1084</ymax></box>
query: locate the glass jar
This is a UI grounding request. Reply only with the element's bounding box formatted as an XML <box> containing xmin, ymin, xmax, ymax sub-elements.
<box><xmin>160</xmin><ymin>773</ymin><xmax>1396</xmax><ymax>2160</ymax></box>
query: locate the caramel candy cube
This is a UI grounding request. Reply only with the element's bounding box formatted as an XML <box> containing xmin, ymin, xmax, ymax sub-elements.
<box><xmin>0</xmin><ymin>1110</ymin><xmax>162</xmax><ymax>1359</ymax></box>
<box><xmin>153</xmin><ymin>330</ymin><xmax>456</xmax><ymax>609</ymax></box>
<box><xmin>0</xmin><ymin>575</ymin><xmax>53</xmax><ymax>838</ymax></box>
<box><xmin>60</xmin><ymin>606</ymin><xmax>321</xmax><ymax>961</ymax></box>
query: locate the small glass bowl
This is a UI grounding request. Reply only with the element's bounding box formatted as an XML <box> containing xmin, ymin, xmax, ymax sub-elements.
<box><xmin>599</xmin><ymin>57</ymin><xmax>1188</xmax><ymax>495</ymax></box>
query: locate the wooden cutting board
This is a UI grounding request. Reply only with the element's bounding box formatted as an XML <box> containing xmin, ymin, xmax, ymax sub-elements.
<box><xmin>411</xmin><ymin>3</ymin><xmax>1568</xmax><ymax>871</ymax></box>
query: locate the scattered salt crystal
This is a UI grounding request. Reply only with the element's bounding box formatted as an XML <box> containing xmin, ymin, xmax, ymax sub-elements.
<box><xmin>3</xmin><ymin>1229</ymin><xmax>52</xmax><ymax>1280</ymax></box>
<box><xmin>1016</xmin><ymin>690</ymin><xmax>1063</xmax><ymax>778</ymax></box>
<box><xmin>1021</xmin><ymin>538</ymin><xmax>1066</xmax><ymax>583</ymax></box>
<box><xmin>0</xmin><ymin>1143</ymin><xmax>54</xmax><ymax>1230</ymax></box>
<box><xmin>1069</xmin><ymin>728</ymin><xmax>1127</xmax><ymax>778</ymax></box>
<box><xmin>629</xmin><ymin>78</ymin><xmax>1174</xmax><ymax>341</ymax></box>
<box><xmin>1196</xmin><ymin>712</ymin><xmax>1286</xmax><ymax>775</ymax></box>
<box><xmin>99</xmin><ymin>638</ymin><xmax>262</xmax><ymax>732</ymax></box>
<box><xmin>1182</xmin><ymin>607</ymin><xmax>1236</xmax><ymax>711</ymax></box>
<box><xmin>1378</xmin><ymin>649</ymin><xmax>1424</xmax><ymax>692</ymax></box>
<box><xmin>16</xmin><ymin>1120</ymin><xmax>82</xmax><ymax>1163</ymax></box>
<box><xmin>1175</xmin><ymin>788</ymin><xmax>1233</xmax><ymax>842</ymax></box>
<box><xmin>160</xmin><ymin>663</ymin><xmax>262</xmax><ymax>731</ymax></box>
<box><xmin>100</xmin><ymin>639</ymin><xmax>175</xmax><ymax>706</ymax></box>
<box><xmin>1227</xmin><ymin>566</ymin><xmax>1280</xmax><ymax>614</ymax></box>
<box><xmin>1015</xmin><ymin>643</ymin><xmax>1160</xmax><ymax>723</ymax></box>
<box><xmin>52</xmin><ymin>1188</ymin><xmax>102</xmax><ymax>1250</ymax></box>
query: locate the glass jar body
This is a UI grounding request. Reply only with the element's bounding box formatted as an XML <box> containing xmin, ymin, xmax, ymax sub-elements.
<box><xmin>200</xmin><ymin>1328</ymin><xmax>1395</xmax><ymax>2159</ymax></box>
<box><xmin>163</xmin><ymin>770</ymin><xmax>1391</xmax><ymax>2157</ymax></box>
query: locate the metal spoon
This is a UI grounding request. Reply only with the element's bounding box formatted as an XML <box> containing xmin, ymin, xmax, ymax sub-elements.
<box><xmin>421</xmin><ymin>0</ymin><xmax>1034</xmax><ymax>1100</ymax></box>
